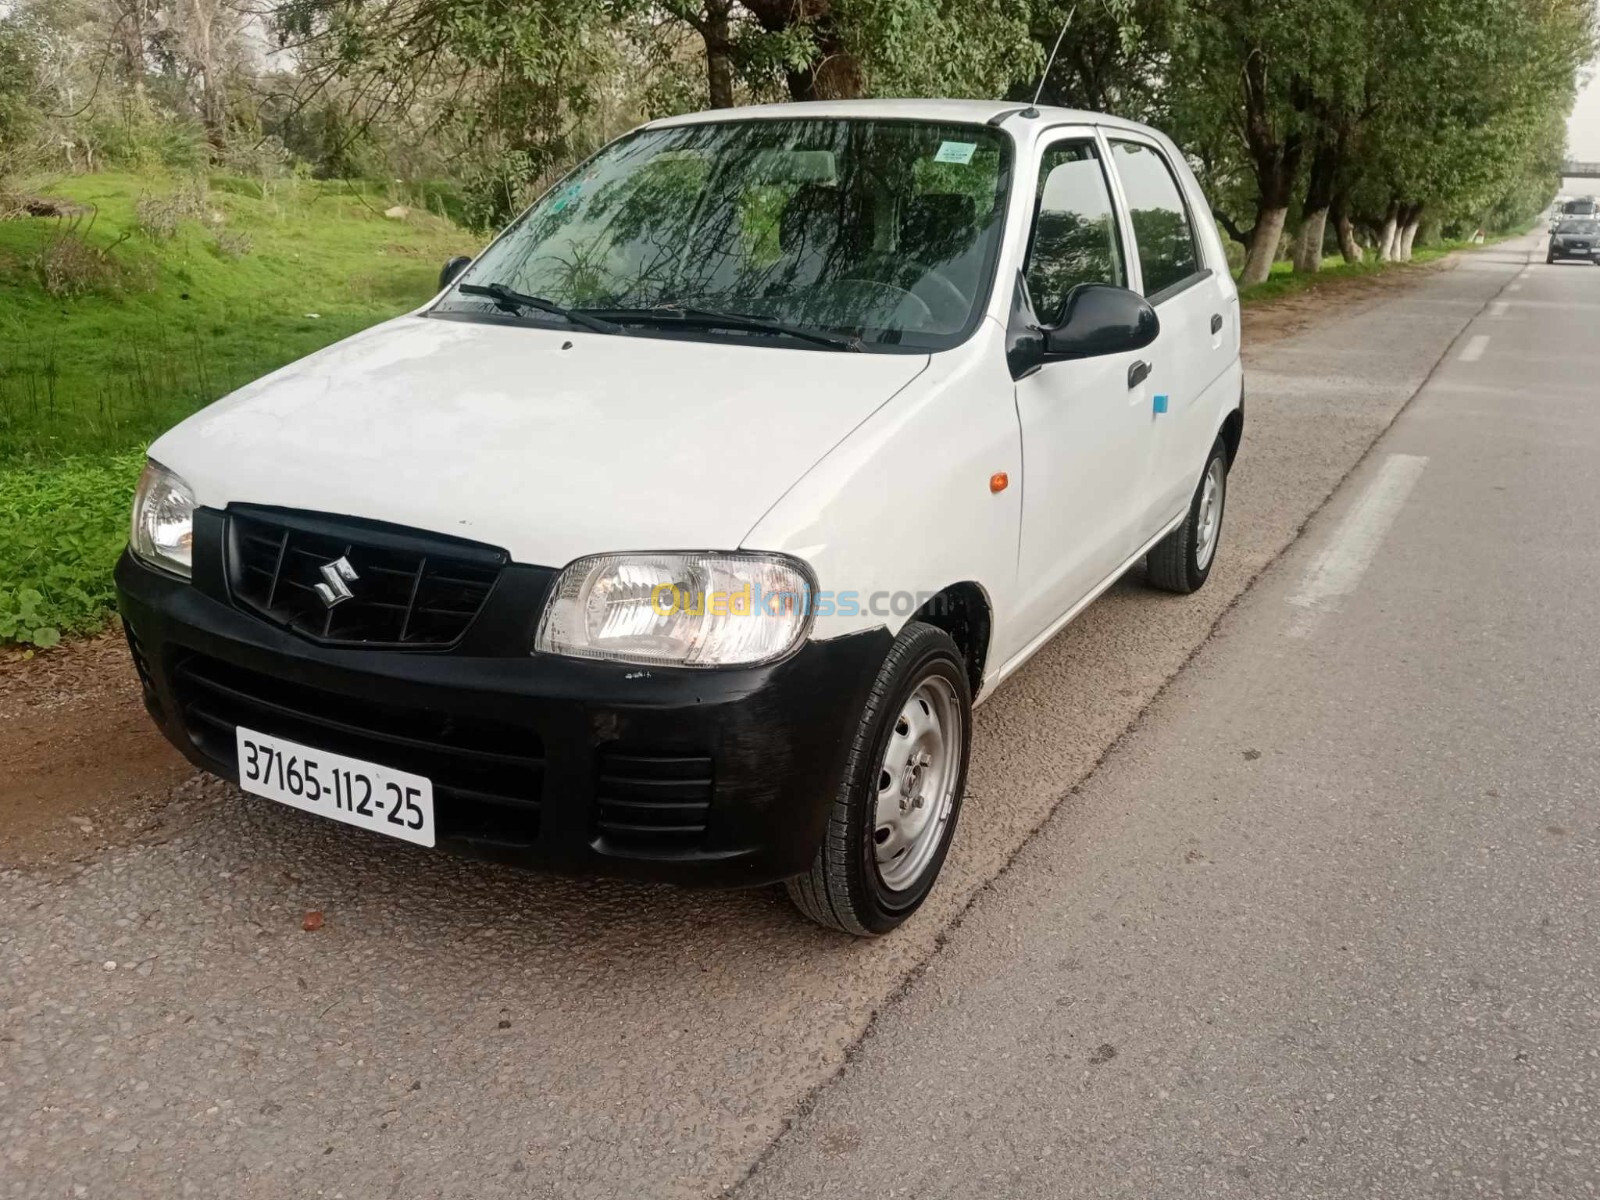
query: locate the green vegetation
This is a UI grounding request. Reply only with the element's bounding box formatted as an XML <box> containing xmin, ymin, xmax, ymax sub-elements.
<box><xmin>0</xmin><ymin>450</ymin><xmax>144</xmax><ymax>647</ymax></box>
<box><xmin>1235</xmin><ymin>233</ymin><xmax>1523</xmax><ymax>307</ymax></box>
<box><xmin>0</xmin><ymin>171</ymin><xmax>471</xmax><ymax>648</ymax></box>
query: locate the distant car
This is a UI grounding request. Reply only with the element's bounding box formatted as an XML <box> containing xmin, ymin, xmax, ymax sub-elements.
<box><xmin>1548</xmin><ymin>218</ymin><xmax>1600</xmax><ymax>264</ymax></box>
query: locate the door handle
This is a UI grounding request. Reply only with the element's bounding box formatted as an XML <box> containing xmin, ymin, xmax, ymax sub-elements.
<box><xmin>1211</xmin><ymin>313</ymin><xmax>1224</xmax><ymax>335</ymax></box>
<box><xmin>1128</xmin><ymin>360</ymin><xmax>1152</xmax><ymax>389</ymax></box>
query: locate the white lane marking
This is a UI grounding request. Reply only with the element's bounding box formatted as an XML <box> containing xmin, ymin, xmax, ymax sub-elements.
<box><xmin>1460</xmin><ymin>335</ymin><xmax>1491</xmax><ymax>362</ymax></box>
<box><xmin>1509</xmin><ymin>283</ymin><xmax>1524</xmax><ymax>293</ymax></box>
<box><xmin>1488</xmin><ymin>300</ymin><xmax>1509</xmax><ymax>317</ymax></box>
<box><xmin>1288</xmin><ymin>454</ymin><xmax>1429</xmax><ymax>638</ymax></box>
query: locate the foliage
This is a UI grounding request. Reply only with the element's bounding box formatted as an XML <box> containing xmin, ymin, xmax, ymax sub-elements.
<box><xmin>0</xmin><ymin>450</ymin><xmax>147</xmax><ymax>648</ymax></box>
<box><xmin>0</xmin><ymin>9</ymin><xmax>48</xmax><ymax>188</ymax></box>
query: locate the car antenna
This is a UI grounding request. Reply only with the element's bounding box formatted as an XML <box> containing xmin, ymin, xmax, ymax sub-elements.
<box><xmin>1032</xmin><ymin>5</ymin><xmax>1078</xmax><ymax>109</ymax></box>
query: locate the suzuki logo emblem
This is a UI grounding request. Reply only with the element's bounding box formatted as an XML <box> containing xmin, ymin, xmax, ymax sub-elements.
<box><xmin>314</xmin><ymin>556</ymin><xmax>359</xmax><ymax>608</ymax></box>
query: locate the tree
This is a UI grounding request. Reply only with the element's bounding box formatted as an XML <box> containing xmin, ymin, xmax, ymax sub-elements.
<box><xmin>1168</xmin><ymin>0</ymin><xmax>1368</xmax><ymax>285</ymax></box>
<box><xmin>1020</xmin><ymin>0</ymin><xmax>1176</xmax><ymax>119</ymax></box>
<box><xmin>0</xmin><ymin>12</ymin><xmax>49</xmax><ymax>190</ymax></box>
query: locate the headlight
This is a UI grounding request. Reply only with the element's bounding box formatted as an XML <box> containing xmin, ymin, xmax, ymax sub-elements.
<box><xmin>534</xmin><ymin>552</ymin><xmax>814</xmax><ymax>667</ymax></box>
<box><xmin>130</xmin><ymin>459</ymin><xmax>196</xmax><ymax>578</ymax></box>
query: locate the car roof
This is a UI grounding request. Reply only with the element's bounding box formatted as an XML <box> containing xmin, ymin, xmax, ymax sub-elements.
<box><xmin>644</xmin><ymin>98</ymin><xmax>1159</xmax><ymax>139</ymax></box>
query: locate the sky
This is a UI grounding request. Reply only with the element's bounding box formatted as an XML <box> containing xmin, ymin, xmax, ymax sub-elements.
<box><xmin>1560</xmin><ymin>63</ymin><xmax>1600</xmax><ymax>196</ymax></box>
<box><xmin>1569</xmin><ymin>65</ymin><xmax>1600</xmax><ymax>160</ymax></box>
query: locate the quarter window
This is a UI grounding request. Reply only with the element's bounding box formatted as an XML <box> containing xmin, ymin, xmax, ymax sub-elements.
<box><xmin>1024</xmin><ymin>140</ymin><xmax>1127</xmax><ymax>321</ymax></box>
<box><xmin>1109</xmin><ymin>140</ymin><xmax>1201</xmax><ymax>298</ymax></box>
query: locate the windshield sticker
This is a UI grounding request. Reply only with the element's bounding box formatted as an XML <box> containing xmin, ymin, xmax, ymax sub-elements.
<box><xmin>934</xmin><ymin>141</ymin><xmax>977</xmax><ymax>165</ymax></box>
<box><xmin>549</xmin><ymin>182</ymin><xmax>586</xmax><ymax>213</ymax></box>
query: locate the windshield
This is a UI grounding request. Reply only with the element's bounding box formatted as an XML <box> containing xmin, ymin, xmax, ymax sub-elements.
<box><xmin>1558</xmin><ymin>219</ymin><xmax>1599</xmax><ymax>235</ymax></box>
<box><xmin>434</xmin><ymin>118</ymin><xmax>1013</xmax><ymax>352</ymax></box>
<box><xmin>1562</xmin><ymin>200</ymin><xmax>1596</xmax><ymax>215</ymax></box>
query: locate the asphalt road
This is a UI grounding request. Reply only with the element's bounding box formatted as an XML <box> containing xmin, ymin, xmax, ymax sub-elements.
<box><xmin>0</xmin><ymin>238</ymin><xmax>1552</xmax><ymax>1199</ymax></box>
<box><xmin>741</xmin><ymin>237</ymin><xmax>1600</xmax><ymax>1198</ymax></box>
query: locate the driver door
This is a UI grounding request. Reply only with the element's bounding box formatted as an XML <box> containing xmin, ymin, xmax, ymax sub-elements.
<box><xmin>1010</xmin><ymin>132</ymin><xmax>1151</xmax><ymax>650</ymax></box>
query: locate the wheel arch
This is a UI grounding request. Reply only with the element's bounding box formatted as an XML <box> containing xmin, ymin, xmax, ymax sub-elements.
<box><xmin>1219</xmin><ymin>391</ymin><xmax>1245</xmax><ymax>468</ymax></box>
<box><xmin>910</xmin><ymin>581</ymin><xmax>993</xmax><ymax>700</ymax></box>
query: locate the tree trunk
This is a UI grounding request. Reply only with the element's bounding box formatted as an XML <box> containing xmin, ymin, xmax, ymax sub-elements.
<box><xmin>1293</xmin><ymin>208</ymin><xmax>1330</xmax><ymax>273</ymax></box>
<box><xmin>1237</xmin><ymin>53</ymin><xmax>1304</xmax><ymax>287</ymax></box>
<box><xmin>1241</xmin><ymin>205</ymin><xmax>1289</xmax><ymax>286</ymax></box>
<box><xmin>1293</xmin><ymin>136</ymin><xmax>1339</xmax><ymax>273</ymax></box>
<box><xmin>189</xmin><ymin>0</ymin><xmax>224</xmax><ymax>149</ymax></box>
<box><xmin>117</xmin><ymin>0</ymin><xmax>148</xmax><ymax>110</ymax></box>
<box><xmin>742</xmin><ymin>0</ymin><xmax>863</xmax><ymax>101</ymax></box>
<box><xmin>1331</xmin><ymin>193</ymin><xmax>1361</xmax><ymax>263</ymax></box>
<box><xmin>702</xmin><ymin>0</ymin><xmax>735</xmax><ymax>109</ymax></box>
<box><xmin>1398</xmin><ymin>208</ymin><xmax>1423</xmax><ymax>262</ymax></box>
<box><xmin>786</xmin><ymin>27</ymin><xmax>863</xmax><ymax>100</ymax></box>
<box><xmin>1377</xmin><ymin>201</ymin><xmax>1400</xmax><ymax>262</ymax></box>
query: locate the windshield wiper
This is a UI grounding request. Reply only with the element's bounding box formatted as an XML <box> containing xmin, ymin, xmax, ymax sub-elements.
<box><xmin>457</xmin><ymin>282</ymin><xmax>622</xmax><ymax>335</ymax></box>
<box><xmin>590</xmin><ymin>305</ymin><xmax>862</xmax><ymax>352</ymax></box>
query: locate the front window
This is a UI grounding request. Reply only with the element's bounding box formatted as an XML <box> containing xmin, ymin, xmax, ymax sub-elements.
<box><xmin>1557</xmin><ymin>220</ymin><xmax>1598</xmax><ymax>235</ymax></box>
<box><xmin>435</xmin><ymin>118</ymin><xmax>1013</xmax><ymax>352</ymax></box>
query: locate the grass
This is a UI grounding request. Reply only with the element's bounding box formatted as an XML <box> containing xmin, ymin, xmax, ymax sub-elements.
<box><xmin>1236</xmin><ymin>232</ymin><xmax>1522</xmax><ymax>306</ymax></box>
<box><xmin>0</xmin><ymin>170</ymin><xmax>473</xmax><ymax>648</ymax></box>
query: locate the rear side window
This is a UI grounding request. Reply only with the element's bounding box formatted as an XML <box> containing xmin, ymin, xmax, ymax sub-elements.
<box><xmin>1024</xmin><ymin>139</ymin><xmax>1127</xmax><ymax>321</ymax></box>
<box><xmin>1108</xmin><ymin>140</ymin><xmax>1201</xmax><ymax>298</ymax></box>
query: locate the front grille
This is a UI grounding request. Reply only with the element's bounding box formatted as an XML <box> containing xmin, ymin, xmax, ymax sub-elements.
<box><xmin>227</xmin><ymin>508</ymin><xmax>506</xmax><ymax>649</ymax></box>
<box><xmin>173</xmin><ymin>653</ymin><xmax>543</xmax><ymax>844</ymax></box>
<box><xmin>595</xmin><ymin>750</ymin><xmax>713</xmax><ymax>852</ymax></box>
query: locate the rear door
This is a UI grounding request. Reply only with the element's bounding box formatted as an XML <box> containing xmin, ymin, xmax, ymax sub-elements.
<box><xmin>1103</xmin><ymin>134</ymin><xmax>1234</xmax><ymax>529</ymax></box>
<box><xmin>1010</xmin><ymin>131</ymin><xmax>1151</xmax><ymax>647</ymax></box>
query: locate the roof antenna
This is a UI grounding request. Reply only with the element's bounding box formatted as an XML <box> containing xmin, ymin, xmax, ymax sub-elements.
<box><xmin>1031</xmin><ymin>5</ymin><xmax>1078</xmax><ymax>108</ymax></box>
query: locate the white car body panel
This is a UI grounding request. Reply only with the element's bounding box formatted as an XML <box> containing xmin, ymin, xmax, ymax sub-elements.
<box><xmin>148</xmin><ymin>315</ymin><xmax>929</xmax><ymax>568</ymax></box>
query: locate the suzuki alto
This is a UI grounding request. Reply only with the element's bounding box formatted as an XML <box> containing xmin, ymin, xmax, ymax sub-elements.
<box><xmin>118</xmin><ymin>99</ymin><xmax>1244</xmax><ymax>935</ymax></box>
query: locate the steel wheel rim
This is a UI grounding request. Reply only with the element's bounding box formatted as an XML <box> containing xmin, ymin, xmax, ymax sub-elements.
<box><xmin>872</xmin><ymin>675</ymin><xmax>962</xmax><ymax>893</ymax></box>
<box><xmin>1195</xmin><ymin>458</ymin><xmax>1225</xmax><ymax>571</ymax></box>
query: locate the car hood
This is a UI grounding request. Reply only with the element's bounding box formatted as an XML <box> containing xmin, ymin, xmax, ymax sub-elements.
<box><xmin>152</xmin><ymin>315</ymin><xmax>929</xmax><ymax>566</ymax></box>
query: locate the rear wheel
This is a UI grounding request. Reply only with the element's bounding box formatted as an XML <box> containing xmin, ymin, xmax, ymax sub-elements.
<box><xmin>1147</xmin><ymin>437</ymin><xmax>1228</xmax><ymax>595</ymax></box>
<box><xmin>786</xmin><ymin>622</ymin><xmax>971</xmax><ymax>936</ymax></box>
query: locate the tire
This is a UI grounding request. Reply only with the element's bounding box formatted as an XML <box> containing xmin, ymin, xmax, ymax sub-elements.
<box><xmin>1147</xmin><ymin>436</ymin><xmax>1228</xmax><ymax>595</ymax></box>
<box><xmin>786</xmin><ymin>622</ymin><xmax>972</xmax><ymax>936</ymax></box>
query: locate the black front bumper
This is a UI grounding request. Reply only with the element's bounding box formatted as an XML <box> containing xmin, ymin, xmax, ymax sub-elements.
<box><xmin>116</xmin><ymin>537</ymin><xmax>888</xmax><ymax>888</ymax></box>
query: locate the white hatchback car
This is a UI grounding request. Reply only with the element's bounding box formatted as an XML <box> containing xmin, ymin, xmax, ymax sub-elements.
<box><xmin>119</xmin><ymin>99</ymin><xmax>1243</xmax><ymax>935</ymax></box>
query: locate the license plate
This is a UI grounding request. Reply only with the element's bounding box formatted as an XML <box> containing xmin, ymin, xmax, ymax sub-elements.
<box><xmin>235</xmin><ymin>726</ymin><xmax>435</xmax><ymax>848</ymax></box>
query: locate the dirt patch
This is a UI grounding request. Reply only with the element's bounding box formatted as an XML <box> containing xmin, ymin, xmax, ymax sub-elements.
<box><xmin>1243</xmin><ymin>256</ymin><xmax>1460</xmax><ymax>347</ymax></box>
<box><xmin>0</xmin><ymin>193</ymin><xmax>87</xmax><ymax>220</ymax></box>
<box><xmin>0</xmin><ymin>634</ymin><xmax>196</xmax><ymax>870</ymax></box>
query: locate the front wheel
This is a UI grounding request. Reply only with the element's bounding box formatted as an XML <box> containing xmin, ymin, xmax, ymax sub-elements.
<box><xmin>786</xmin><ymin>622</ymin><xmax>972</xmax><ymax>936</ymax></box>
<box><xmin>1146</xmin><ymin>436</ymin><xmax>1228</xmax><ymax>595</ymax></box>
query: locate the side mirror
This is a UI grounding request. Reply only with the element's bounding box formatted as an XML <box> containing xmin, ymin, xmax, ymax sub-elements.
<box><xmin>438</xmin><ymin>255</ymin><xmax>473</xmax><ymax>291</ymax></box>
<box><xmin>1043</xmin><ymin>284</ymin><xmax>1159</xmax><ymax>361</ymax></box>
